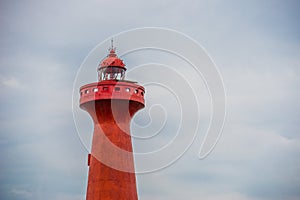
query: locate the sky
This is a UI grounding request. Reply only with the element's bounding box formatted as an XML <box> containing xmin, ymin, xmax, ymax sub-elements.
<box><xmin>0</xmin><ymin>0</ymin><xmax>300</xmax><ymax>200</ymax></box>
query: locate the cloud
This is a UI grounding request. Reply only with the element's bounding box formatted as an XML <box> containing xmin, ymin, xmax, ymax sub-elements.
<box><xmin>1</xmin><ymin>0</ymin><xmax>300</xmax><ymax>200</ymax></box>
<box><xmin>0</xmin><ymin>76</ymin><xmax>24</xmax><ymax>89</ymax></box>
<box><xmin>9</xmin><ymin>188</ymin><xmax>33</xmax><ymax>199</ymax></box>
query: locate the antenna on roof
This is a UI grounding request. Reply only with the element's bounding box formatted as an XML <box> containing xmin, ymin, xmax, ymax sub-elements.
<box><xmin>109</xmin><ymin>38</ymin><xmax>116</xmax><ymax>52</ymax></box>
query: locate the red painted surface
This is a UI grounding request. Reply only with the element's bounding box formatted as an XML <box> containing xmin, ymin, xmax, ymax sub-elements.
<box><xmin>99</xmin><ymin>49</ymin><xmax>126</xmax><ymax>68</ymax></box>
<box><xmin>80</xmin><ymin>81</ymin><xmax>145</xmax><ymax>105</ymax></box>
<box><xmin>79</xmin><ymin>47</ymin><xmax>145</xmax><ymax>200</ymax></box>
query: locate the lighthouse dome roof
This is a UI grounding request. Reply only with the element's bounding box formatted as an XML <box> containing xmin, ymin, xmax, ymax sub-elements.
<box><xmin>99</xmin><ymin>49</ymin><xmax>126</xmax><ymax>69</ymax></box>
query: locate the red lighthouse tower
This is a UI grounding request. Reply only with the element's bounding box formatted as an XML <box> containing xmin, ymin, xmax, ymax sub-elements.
<box><xmin>79</xmin><ymin>42</ymin><xmax>145</xmax><ymax>200</ymax></box>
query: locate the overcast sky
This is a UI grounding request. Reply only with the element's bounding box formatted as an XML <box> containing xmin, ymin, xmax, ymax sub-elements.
<box><xmin>1</xmin><ymin>0</ymin><xmax>300</xmax><ymax>200</ymax></box>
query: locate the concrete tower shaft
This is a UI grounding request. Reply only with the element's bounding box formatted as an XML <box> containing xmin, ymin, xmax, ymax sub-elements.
<box><xmin>79</xmin><ymin>46</ymin><xmax>145</xmax><ymax>200</ymax></box>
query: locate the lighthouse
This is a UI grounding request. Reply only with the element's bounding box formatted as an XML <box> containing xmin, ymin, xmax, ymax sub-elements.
<box><xmin>79</xmin><ymin>42</ymin><xmax>145</xmax><ymax>200</ymax></box>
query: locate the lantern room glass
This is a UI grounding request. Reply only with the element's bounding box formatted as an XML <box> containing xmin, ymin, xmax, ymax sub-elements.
<box><xmin>98</xmin><ymin>67</ymin><xmax>125</xmax><ymax>81</ymax></box>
